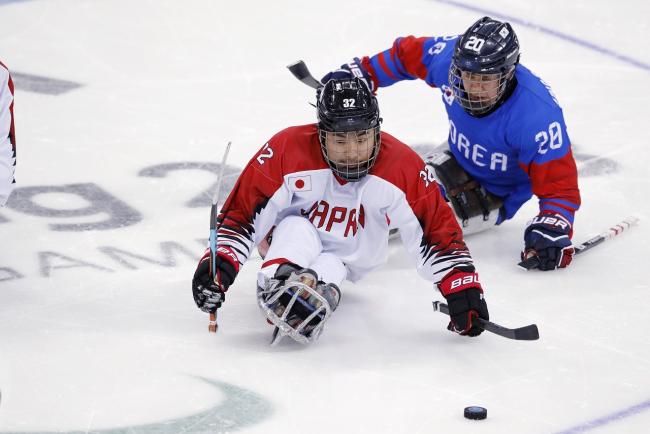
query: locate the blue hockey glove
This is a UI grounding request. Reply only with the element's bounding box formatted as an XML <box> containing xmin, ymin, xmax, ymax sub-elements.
<box><xmin>522</xmin><ymin>213</ymin><xmax>574</xmax><ymax>271</ymax></box>
<box><xmin>321</xmin><ymin>58</ymin><xmax>374</xmax><ymax>92</ymax></box>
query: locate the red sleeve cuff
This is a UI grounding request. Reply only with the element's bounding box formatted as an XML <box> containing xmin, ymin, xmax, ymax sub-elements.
<box><xmin>216</xmin><ymin>246</ymin><xmax>240</xmax><ymax>273</ymax></box>
<box><xmin>438</xmin><ymin>270</ymin><xmax>483</xmax><ymax>297</ymax></box>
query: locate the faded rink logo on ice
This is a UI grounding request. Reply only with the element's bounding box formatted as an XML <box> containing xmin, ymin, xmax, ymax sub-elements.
<box><xmin>0</xmin><ymin>162</ymin><xmax>240</xmax><ymax>282</ymax></box>
<box><xmin>0</xmin><ymin>377</ymin><xmax>274</xmax><ymax>433</ymax></box>
<box><xmin>0</xmin><ymin>149</ymin><xmax>617</xmax><ymax>283</ymax></box>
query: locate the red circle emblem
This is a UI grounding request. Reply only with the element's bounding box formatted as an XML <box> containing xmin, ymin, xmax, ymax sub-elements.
<box><xmin>295</xmin><ymin>179</ymin><xmax>305</xmax><ymax>189</ymax></box>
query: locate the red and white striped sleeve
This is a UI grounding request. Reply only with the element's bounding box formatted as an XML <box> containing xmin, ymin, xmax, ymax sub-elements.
<box><xmin>376</xmin><ymin>133</ymin><xmax>475</xmax><ymax>284</ymax></box>
<box><xmin>213</xmin><ymin>125</ymin><xmax>325</xmax><ymax>267</ymax></box>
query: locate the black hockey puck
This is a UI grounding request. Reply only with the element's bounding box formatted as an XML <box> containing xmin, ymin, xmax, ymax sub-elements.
<box><xmin>464</xmin><ymin>406</ymin><xmax>487</xmax><ymax>420</ymax></box>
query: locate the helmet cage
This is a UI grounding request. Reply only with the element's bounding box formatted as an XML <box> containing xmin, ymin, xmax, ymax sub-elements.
<box><xmin>449</xmin><ymin>16</ymin><xmax>520</xmax><ymax>116</ymax></box>
<box><xmin>317</xmin><ymin>78</ymin><xmax>381</xmax><ymax>181</ymax></box>
<box><xmin>318</xmin><ymin>127</ymin><xmax>381</xmax><ymax>181</ymax></box>
<box><xmin>448</xmin><ymin>65</ymin><xmax>515</xmax><ymax>116</ymax></box>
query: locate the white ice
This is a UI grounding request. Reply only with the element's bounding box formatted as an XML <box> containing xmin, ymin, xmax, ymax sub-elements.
<box><xmin>1</xmin><ymin>0</ymin><xmax>649</xmax><ymax>433</ymax></box>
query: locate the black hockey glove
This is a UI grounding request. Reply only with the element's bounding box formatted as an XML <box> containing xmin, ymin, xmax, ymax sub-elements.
<box><xmin>438</xmin><ymin>268</ymin><xmax>489</xmax><ymax>337</ymax></box>
<box><xmin>192</xmin><ymin>247</ymin><xmax>239</xmax><ymax>314</ymax></box>
<box><xmin>522</xmin><ymin>213</ymin><xmax>574</xmax><ymax>271</ymax></box>
<box><xmin>321</xmin><ymin>58</ymin><xmax>375</xmax><ymax>92</ymax></box>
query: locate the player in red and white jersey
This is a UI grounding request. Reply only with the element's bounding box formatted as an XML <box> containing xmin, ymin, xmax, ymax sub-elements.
<box><xmin>192</xmin><ymin>78</ymin><xmax>489</xmax><ymax>344</ymax></box>
<box><xmin>0</xmin><ymin>60</ymin><xmax>16</xmax><ymax>207</ymax></box>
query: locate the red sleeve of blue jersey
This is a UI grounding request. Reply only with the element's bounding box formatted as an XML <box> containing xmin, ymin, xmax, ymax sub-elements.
<box><xmin>361</xmin><ymin>36</ymin><xmax>431</xmax><ymax>88</ymax></box>
<box><xmin>515</xmin><ymin>105</ymin><xmax>581</xmax><ymax>224</ymax></box>
<box><xmin>521</xmin><ymin>150</ymin><xmax>581</xmax><ymax>223</ymax></box>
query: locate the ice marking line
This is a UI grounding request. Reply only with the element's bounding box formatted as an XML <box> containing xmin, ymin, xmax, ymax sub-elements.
<box><xmin>432</xmin><ymin>0</ymin><xmax>650</xmax><ymax>72</ymax></box>
<box><xmin>0</xmin><ymin>377</ymin><xmax>273</xmax><ymax>434</ymax></box>
<box><xmin>554</xmin><ymin>399</ymin><xmax>650</xmax><ymax>434</ymax></box>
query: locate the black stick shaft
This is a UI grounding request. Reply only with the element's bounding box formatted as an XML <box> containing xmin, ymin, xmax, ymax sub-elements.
<box><xmin>432</xmin><ymin>301</ymin><xmax>539</xmax><ymax>341</ymax></box>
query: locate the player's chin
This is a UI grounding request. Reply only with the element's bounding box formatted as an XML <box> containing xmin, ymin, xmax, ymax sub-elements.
<box><xmin>469</xmin><ymin>98</ymin><xmax>493</xmax><ymax>105</ymax></box>
<box><xmin>335</xmin><ymin>162</ymin><xmax>369</xmax><ymax>171</ymax></box>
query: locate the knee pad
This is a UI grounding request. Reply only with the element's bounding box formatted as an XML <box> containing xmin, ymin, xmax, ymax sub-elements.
<box><xmin>259</xmin><ymin>215</ymin><xmax>323</xmax><ymax>263</ymax></box>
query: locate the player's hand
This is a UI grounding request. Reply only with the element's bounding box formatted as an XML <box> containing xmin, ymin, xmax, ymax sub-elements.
<box><xmin>522</xmin><ymin>213</ymin><xmax>574</xmax><ymax>271</ymax></box>
<box><xmin>438</xmin><ymin>268</ymin><xmax>489</xmax><ymax>337</ymax></box>
<box><xmin>321</xmin><ymin>58</ymin><xmax>374</xmax><ymax>92</ymax></box>
<box><xmin>192</xmin><ymin>247</ymin><xmax>239</xmax><ymax>313</ymax></box>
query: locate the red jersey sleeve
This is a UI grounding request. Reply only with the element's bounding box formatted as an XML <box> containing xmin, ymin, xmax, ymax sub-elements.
<box><xmin>215</xmin><ymin>132</ymin><xmax>288</xmax><ymax>266</ymax></box>
<box><xmin>376</xmin><ymin>133</ymin><xmax>475</xmax><ymax>284</ymax></box>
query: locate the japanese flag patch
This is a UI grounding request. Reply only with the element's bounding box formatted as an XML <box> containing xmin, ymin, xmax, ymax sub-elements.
<box><xmin>288</xmin><ymin>175</ymin><xmax>312</xmax><ymax>192</ymax></box>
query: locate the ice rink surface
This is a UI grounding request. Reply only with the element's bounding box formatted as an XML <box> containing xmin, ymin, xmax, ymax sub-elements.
<box><xmin>1</xmin><ymin>0</ymin><xmax>649</xmax><ymax>432</ymax></box>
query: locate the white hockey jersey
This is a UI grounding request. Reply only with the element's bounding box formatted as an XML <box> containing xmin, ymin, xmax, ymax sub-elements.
<box><xmin>0</xmin><ymin>61</ymin><xmax>16</xmax><ymax>207</ymax></box>
<box><xmin>214</xmin><ymin>124</ymin><xmax>475</xmax><ymax>284</ymax></box>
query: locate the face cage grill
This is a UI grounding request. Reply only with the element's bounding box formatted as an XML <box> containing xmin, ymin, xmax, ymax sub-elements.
<box><xmin>448</xmin><ymin>65</ymin><xmax>514</xmax><ymax>116</ymax></box>
<box><xmin>318</xmin><ymin>127</ymin><xmax>381</xmax><ymax>182</ymax></box>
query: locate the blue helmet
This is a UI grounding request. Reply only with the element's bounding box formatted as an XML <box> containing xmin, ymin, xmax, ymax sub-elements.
<box><xmin>449</xmin><ymin>17</ymin><xmax>520</xmax><ymax>116</ymax></box>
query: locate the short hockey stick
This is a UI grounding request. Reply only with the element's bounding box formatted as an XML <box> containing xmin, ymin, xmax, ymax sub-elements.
<box><xmin>432</xmin><ymin>301</ymin><xmax>539</xmax><ymax>341</ymax></box>
<box><xmin>287</xmin><ymin>60</ymin><xmax>322</xmax><ymax>89</ymax></box>
<box><xmin>208</xmin><ymin>141</ymin><xmax>232</xmax><ymax>333</ymax></box>
<box><xmin>518</xmin><ymin>216</ymin><xmax>640</xmax><ymax>270</ymax></box>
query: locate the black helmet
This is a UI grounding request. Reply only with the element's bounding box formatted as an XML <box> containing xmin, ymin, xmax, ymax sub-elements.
<box><xmin>317</xmin><ymin>77</ymin><xmax>380</xmax><ymax>132</ymax></box>
<box><xmin>317</xmin><ymin>78</ymin><xmax>381</xmax><ymax>181</ymax></box>
<box><xmin>449</xmin><ymin>17</ymin><xmax>520</xmax><ymax>116</ymax></box>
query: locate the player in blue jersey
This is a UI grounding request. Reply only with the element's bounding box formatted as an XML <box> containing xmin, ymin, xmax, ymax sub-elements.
<box><xmin>322</xmin><ymin>17</ymin><xmax>581</xmax><ymax>271</ymax></box>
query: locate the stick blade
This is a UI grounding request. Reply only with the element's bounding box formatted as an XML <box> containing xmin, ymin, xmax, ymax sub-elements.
<box><xmin>287</xmin><ymin>60</ymin><xmax>322</xmax><ymax>89</ymax></box>
<box><xmin>477</xmin><ymin>318</ymin><xmax>539</xmax><ymax>341</ymax></box>
<box><xmin>514</xmin><ymin>324</ymin><xmax>540</xmax><ymax>340</ymax></box>
<box><xmin>435</xmin><ymin>301</ymin><xmax>539</xmax><ymax>341</ymax></box>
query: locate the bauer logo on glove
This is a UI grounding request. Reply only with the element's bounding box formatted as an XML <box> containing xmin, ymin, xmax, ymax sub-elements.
<box><xmin>522</xmin><ymin>213</ymin><xmax>574</xmax><ymax>271</ymax></box>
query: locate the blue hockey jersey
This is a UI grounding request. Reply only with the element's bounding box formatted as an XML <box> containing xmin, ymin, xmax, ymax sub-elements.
<box><xmin>360</xmin><ymin>35</ymin><xmax>580</xmax><ymax>224</ymax></box>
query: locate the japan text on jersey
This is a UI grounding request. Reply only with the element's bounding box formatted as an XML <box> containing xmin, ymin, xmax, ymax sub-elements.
<box><xmin>214</xmin><ymin>124</ymin><xmax>473</xmax><ymax>284</ymax></box>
